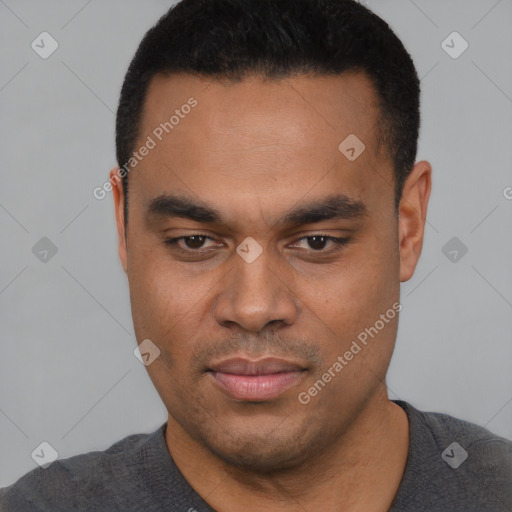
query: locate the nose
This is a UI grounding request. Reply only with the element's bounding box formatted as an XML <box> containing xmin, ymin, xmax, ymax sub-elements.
<box><xmin>213</xmin><ymin>247</ymin><xmax>298</xmax><ymax>333</ymax></box>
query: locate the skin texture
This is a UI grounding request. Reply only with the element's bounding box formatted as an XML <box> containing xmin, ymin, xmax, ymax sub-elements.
<box><xmin>111</xmin><ymin>71</ymin><xmax>431</xmax><ymax>511</ymax></box>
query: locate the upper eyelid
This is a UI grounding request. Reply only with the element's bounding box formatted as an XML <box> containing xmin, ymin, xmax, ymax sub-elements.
<box><xmin>165</xmin><ymin>233</ymin><xmax>344</xmax><ymax>241</ymax></box>
<box><xmin>165</xmin><ymin>233</ymin><xmax>349</xmax><ymax>248</ymax></box>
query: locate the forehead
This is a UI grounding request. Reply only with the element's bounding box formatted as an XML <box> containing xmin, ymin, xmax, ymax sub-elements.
<box><xmin>132</xmin><ymin>71</ymin><xmax>392</xmax><ymax>222</ymax></box>
<box><xmin>141</xmin><ymin>70</ymin><xmax>381</xmax><ymax>149</ymax></box>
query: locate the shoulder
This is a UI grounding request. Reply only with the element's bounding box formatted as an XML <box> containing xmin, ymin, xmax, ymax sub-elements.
<box><xmin>410</xmin><ymin>401</ymin><xmax>512</xmax><ymax>470</ymax></box>
<box><xmin>391</xmin><ymin>400</ymin><xmax>512</xmax><ymax>511</ymax></box>
<box><xmin>0</xmin><ymin>426</ymin><xmax>165</xmax><ymax>512</ymax></box>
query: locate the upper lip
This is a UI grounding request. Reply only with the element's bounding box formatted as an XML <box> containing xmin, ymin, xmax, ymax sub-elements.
<box><xmin>208</xmin><ymin>357</ymin><xmax>306</xmax><ymax>375</ymax></box>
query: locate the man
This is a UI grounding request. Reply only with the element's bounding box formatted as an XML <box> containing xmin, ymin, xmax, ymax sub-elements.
<box><xmin>1</xmin><ymin>0</ymin><xmax>511</xmax><ymax>510</ymax></box>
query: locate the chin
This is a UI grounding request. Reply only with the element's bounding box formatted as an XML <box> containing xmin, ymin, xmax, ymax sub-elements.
<box><xmin>211</xmin><ymin>440</ymin><xmax>310</xmax><ymax>473</ymax></box>
<box><xmin>197</xmin><ymin>422</ymin><xmax>326</xmax><ymax>474</ymax></box>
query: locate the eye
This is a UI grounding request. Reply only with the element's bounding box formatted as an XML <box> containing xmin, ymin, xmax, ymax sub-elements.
<box><xmin>289</xmin><ymin>235</ymin><xmax>350</xmax><ymax>253</ymax></box>
<box><xmin>163</xmin><ymin>233</ymin><xmax>350</xmax><ymax>258</ymax></box>
<box><xmin>164</xmin><ymin>234</ymin><xmax>220</xmax><ymax>252</ymax></box>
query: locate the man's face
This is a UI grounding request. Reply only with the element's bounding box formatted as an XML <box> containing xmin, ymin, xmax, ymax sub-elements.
<box><xmin>117</xmin><ymin>72</ymin><xmax>406</xmax><ymax>470</ymax></box>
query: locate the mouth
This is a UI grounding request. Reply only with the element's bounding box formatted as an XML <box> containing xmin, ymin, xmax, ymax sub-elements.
<box><xmin>206</xmin><ymin>357</ymin><xmax>308</xmax><ymax>401</ymax></box>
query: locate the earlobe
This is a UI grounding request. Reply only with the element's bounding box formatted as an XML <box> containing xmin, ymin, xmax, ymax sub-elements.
<box><xmin>398</xmin><ymin>160</ymin><xmax>432</xmax><ymax>282</ymax></box>
<box><xmin>110</xmin><ymin>167</ymin><xmax>128</xmax><ymax>273</ymax></box>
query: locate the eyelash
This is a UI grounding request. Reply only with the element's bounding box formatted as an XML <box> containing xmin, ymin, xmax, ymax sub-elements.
<box><xmin>164</xmin><ymin>233</ymin><xmax>350</xmax><ymax>256</ymax></box>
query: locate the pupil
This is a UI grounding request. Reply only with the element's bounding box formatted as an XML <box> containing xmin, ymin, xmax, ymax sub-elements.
<box><xmin>309</xmin><ymin>236</ymin><xmax>326</xmax><ymax>250</ymax></box>
<box><xmin>186</xmin><ymin>236</ymin><xmax>205</xmax><ymax>249</ymax></box>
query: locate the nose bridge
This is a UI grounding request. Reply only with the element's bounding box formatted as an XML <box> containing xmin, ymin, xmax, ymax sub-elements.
<box><xmin>236</xmin><ymin>247</ymin><xmax>277</xmax><ymax>299</ymax></box>
<box><xmin>214</xmin><ymin>242</ymin><xmax>297</xmax><ymax>332</ymax></box>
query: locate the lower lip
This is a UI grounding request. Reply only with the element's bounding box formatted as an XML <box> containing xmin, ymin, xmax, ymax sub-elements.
<box><xmin>208</xmin><ymin>370</ymin><xmax>305</xmax><ymax>401</ymax></box>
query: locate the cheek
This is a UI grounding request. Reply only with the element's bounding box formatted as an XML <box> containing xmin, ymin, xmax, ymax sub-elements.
<box><xmin>302</xmin><ymin>231</ymin><xmax>400</xmax><ymax>358</ymax></box>
<box><xmin>127</xmin><ymin>245</ymin><xmax>179</xmax><ymax>336</ymax></box>
<box><xmin>127</xmin><ymin>245</ymin><xmax>217</xmax><ymax>349</ymax></box>
<box><xmin>325</xmin><ymin>238</ymin><xmax>398</xmax><ymax>312</ymax></box>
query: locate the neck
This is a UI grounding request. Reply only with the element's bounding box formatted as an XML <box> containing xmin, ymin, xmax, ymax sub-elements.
<box><xmin>165</xmin><ymin>388</ymin><xmax>409</xmax><ymax>512</ymax></box>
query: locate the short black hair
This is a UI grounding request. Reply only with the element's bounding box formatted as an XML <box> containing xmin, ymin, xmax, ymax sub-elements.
<box><xmin>116</xmin><ymin>0</ymin><xmax>420</xmax><ymax>223</ymax></box>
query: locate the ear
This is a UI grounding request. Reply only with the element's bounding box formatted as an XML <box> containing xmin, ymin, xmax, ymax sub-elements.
<box><xmin>398</xmin><ymin>160</ymin><xmax>432</xmax><ymax>282</ymax></box>
<box><xmin>110</xmin><ymin>168</ymin><xmax>128</xmax><ymax>273</ymax></box>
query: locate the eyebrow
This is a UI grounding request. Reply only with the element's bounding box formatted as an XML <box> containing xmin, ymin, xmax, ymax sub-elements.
<box><xmin>146</xmin><ymin>193</ymin><xmax>368</xmax><ymax>227</ymax></box>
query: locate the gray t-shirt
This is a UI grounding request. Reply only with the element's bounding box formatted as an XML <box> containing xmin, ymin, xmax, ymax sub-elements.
<box><xmin>1</xmin><ymin>400</ymin><xmax>511</xmax><ymax>511</ymax></box>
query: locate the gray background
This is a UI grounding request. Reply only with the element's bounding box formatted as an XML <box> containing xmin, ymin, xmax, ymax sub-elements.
<box><xmin>1</xmin><ymin>0</ymin><xmax>511</xmax><ymax>488</ymax></box>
